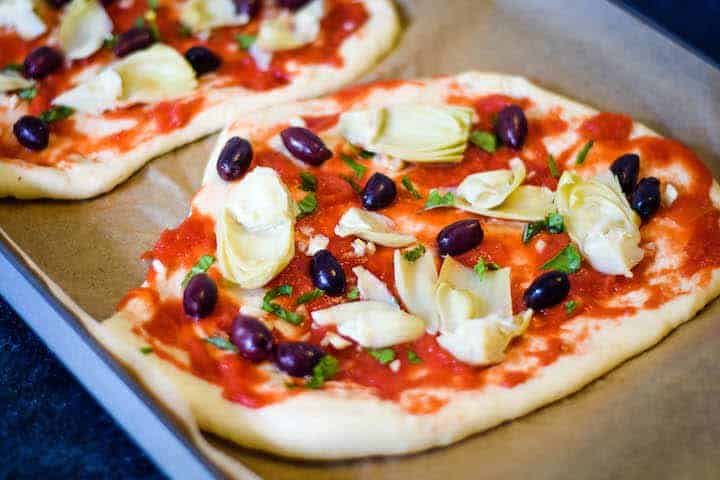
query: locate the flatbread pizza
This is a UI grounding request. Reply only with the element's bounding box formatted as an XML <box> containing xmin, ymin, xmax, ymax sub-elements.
<box><xmin>101</xmin><ymin>72</ymin><xmax>720</xmax><ymax>459</ymax></box>
<box><xmin>0</xmin><ymin>0</ymin><xmax>399</xmax><ymax>199</ymax></box>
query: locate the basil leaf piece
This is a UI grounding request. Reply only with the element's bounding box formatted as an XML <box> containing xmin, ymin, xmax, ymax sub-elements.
<box><xmin>522</xmin><ymin>220</ymin><xmax>546</xmax><ymax>243</ymax></box>
<box><xmin>547</xmin><ymin>153</ymin><xmax>560</xmax><ymax>178</ymax></box>
<box><xmin>140</xmin><ymin>346</ymin><xmax>153</xmax><ymax>354</ymax></box>
<box><xmin>341</xmin><ymin>153</ymin><xmax>367</xmax><ymax>178</ymax></box>
<box><xmin>148</xmin><ymin>0</ymin><xmax>159</xmax><ymax>9</ymax></box>
<box><xmin>340</xmin><ymin>174</ymin><xmax>361</xmax><ymax>193</ymax></box>
<box><xmin>406</xmin><ymin>350</ymin><xmax>422</xmax><ymax>364</ymax></box>
<box><xmin>181</xmin><ymin>255</ymin><xmax>215</xmax><ymax>288</ymax></box>
<box><xmin>39</xmin><ymin>105</ymin><xmax>74</xmax><ymax>123</ymax></box>
<box><xmin>204</xmin><ymin>335</ymin><xmax>239</xmax><ymax>352</ymax></box>
<box><xmin>307</xmin><ymin>355</ymin><xmax>339</xmax><ymax>389</ymax></box>
<box><xmin>542</xmin><ymin>244</ymin><xmax>582</xmax><ymax>274</ymax></box>
<box><xmin>368</xmin><ymin>348</ymin><xmax>395</xmax><ymax>364</ymax></box>
<box><xmin>2</xmin><ymin>63</ymin><xmax>22</xmax><ymax>72</ymax></box>
<box><xmin>565</xmin><ymin>300</ymin><xmax>579</xmax><ymax>315</ymax></box>
<box><xmin>473</xmin><ymin>258</ymin><xmax>500</xmax><ymax>281</ymax></box>
<box><xmin>263</xmin><ymin>285</ymin><xmax>303</xmax><ymax>324</ymax></box>
<box><xmin>576</xmin><ymin>140</ymin><xmax>594</xmax><ymax>165</ymax></box>
<box><xmin>424</xmin><ymin>190</ymin><xmax>455</xmax><ymax>210</ymax></box>
<box><xmin>295</xmin><ymin>288</ymin><xmax>324</xmax><ymax>305</ymax></box>
<box><xmin>469</xmin><ymin>130</ymin><xmax>497</xmax><ymax>153</ymax></box>
<box><xmin>178</xmin><ymin>23</ymin><xmax>192</xmax><ymax>37</ymax></box>
<box><xmin>546</xmin><ymin>212</ymin><xmax>565</xmax><ymax>233</ymax></box>
<box><xmin>359</xmin><ymin>149</ymin><xmax>375</xmax><ymax>159</ymax></box>
<box><xmin>401</xmin><ymin>175</ymin><xmax>422</xmax><ymax>199</ymax></box>
<box><xmin>402</xmin><ymin>244</ymin><xmax>426</xmax><ymax>262</ymax></box>
<box><xmin>296</xmin><ymin>192</ymin><xmax>317</xmax><ymax>219</ymax></box>
<box><xmin>346</xmin><ymin>287</ymin><xmax>360</xmax><ymax>300</ymax></box>
<box><xmin>299</xmin><ymin>171</ymin><xmax>317</xmax><ymax>192</ymax></box>
<box><xmin>18</xmin><ymin>86</ymin><xmax>37</xmax><ymax>100</ymax></box>
<box><xmin>236</xmin><ymin>34</ymin><xmax>257</xmax><ymax>49</ymax></box>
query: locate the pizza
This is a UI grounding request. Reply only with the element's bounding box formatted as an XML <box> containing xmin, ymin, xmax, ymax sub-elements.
<box><xmin>101</xmin><ymin>72</ymin><xmax>720</xmax><ymax>460</ymax></box>
<box><xmin>0</xmin><ymin>0</ymin><xmax>398</xmax><ymax>199</ymax></box>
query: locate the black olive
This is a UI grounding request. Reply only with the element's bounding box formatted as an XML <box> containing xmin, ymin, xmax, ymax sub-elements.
<box><xmin>310</xmin><ymin>249</ymin><xmax>346</xmax><ymax>296</ymax></box>
<box><xmin>185</xmin><ymin>46</ymin><xmax>222</xmax><ymax>76</ymax></box>
<box><xmin>23</xmin><ymin>46</ymin><xmax>63</xmax><ymax>79</ymax></box>
<box><xmin>280</xmin><ymin>127</ymin><xmax>332</xmax><ymax>166</ymax></box>
<box><xmin>610</xmin><ymin>153</ymin><xmax>640</xmax><ymax>195</ymax></box>
<box><xmin>523</xmin><ymin>271</ymin><xmax>570</xmax><ymax>310</ymax></box>
<box><xmin>630</xmin><ymin>177</ymin><xmax>661</xmax><ymax>221</ymax></box>
<box><xmin>183</xmin><ymin>274</ymin><xmax>218</xmax><ymax>319</ymax></box>
<box><xmin>495</xmin><ymin>105</ymin><xmax>528</xmax><ymax>150</ymax></box>
<box><xmin>216</xmin><ymin>137</ymin><xmax>253</xmax><ymax>181</ymax></box>
<box><xmin>113</xmin><ymin>27</ymin><xmax>155</xmax><ymax>58</ymax></box>
<box><xmin>361</xmin><ymin>173</ymin><xmax>397</xmax><ymax>210</ymax></box>
<box><xmin>436</xmin><ymin>219</ymin><xmax>483</xmax><ymax>256</ymax></box>
<box><xmin>275</xmin><ymin>342</ymin><xmax>325</xmax><ymax>377</ymax></box>
<box><xmin>13</xmin><ymin>116</ymin><xmax>49</xmax><ymax>151</ymax></box>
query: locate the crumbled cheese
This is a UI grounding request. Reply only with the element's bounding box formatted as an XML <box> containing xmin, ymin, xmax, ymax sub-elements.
<box><xmin>248</xmin><ymin>43</ymin><xmax>272</xmax><ymax>71</ymax></box>
<box><xmin>151</xmin><ymin>259</ymin><xmax>166</xmax><ymax>276</ymax></box>
<box><xmin>389</xmin><ymin>359</ymin><xmax>401</xmax><ymax>372</ymax></box>
<box><xmin>373</xmin><ymin>153</ymin><xmax>405</xmax><ymax>172</ymax></box>
<box><xmin>320</xmin><ymin>332</ymin><xmax>352</xmax><ymax>350</ymax></box>
<box><xmin>535</xmin><ymin>239</ymin><xmax>546</xmax><ymax>253</ymax></box>
<box><xmin>307</xmin><ymin>234</ymin><xmax>329</xmax><ymax>256</ymax></box>
<box><xmin>351</xmin><ymin>238</ymin><xmax>368</xmax><ymax>256</ymax></box>
<box><xmin>663</xmin><ymin>183</ymin><xmax>678</xmax><ymax>207</ymax></box>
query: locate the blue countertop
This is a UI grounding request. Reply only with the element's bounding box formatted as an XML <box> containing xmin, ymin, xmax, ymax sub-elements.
<box><xmin>1</xmin><ymin>2</ymin><xmax>718</xmax><ymax>479</ymax></box>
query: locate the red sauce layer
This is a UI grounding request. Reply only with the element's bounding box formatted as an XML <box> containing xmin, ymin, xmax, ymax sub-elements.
<box><xmin>122</xmin><ymin>87</ymin><xmax>720</xmax><ymax>413</ymax></box>
<box><xmin>0</xmin><ymin>0</ymin><xmax>368</xmax><ymax>166</ymax></box>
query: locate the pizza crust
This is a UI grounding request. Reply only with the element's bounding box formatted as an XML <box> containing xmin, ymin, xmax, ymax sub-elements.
<box><xmin>0</xmin><ymin>0</ymin><xmax>400</xmax><ymax>200</ymax></box>
<box><xmin>100</xmin><ymin>72</ymin><xmax>720</xmax><ymax>460</ymax></box>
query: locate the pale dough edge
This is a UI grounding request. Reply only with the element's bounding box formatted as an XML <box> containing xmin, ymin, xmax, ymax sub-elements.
<box><xmin>98</xmin><ymin>71</ymin><xmax>720</xmax><ymax>461</ymax></box>
<box><xmin>0</xmin><ymin>0</ymin><xmax>400</xmax><ymax>200</ymax></box>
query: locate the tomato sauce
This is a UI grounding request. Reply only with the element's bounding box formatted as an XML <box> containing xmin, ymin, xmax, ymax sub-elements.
<box><xmin>120</xmin><ymin>86</ymin><xmax>720</xmax><ymax>413</ymax></box>
<box><xmin>0</xmin><ymin>0</ymin><xmax>368</xmax><ymax>165</ymax></box>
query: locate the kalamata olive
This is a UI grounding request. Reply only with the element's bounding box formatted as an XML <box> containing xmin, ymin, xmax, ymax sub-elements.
<box><xmin>495</xmin><ymin>105</ymin><xmax>528</xmax><ymax>150</ymax></box>
<box><xmin>216</xmin><ymin>136</ymin><xmax>252</xmax><ymax>181</ymax></box>
<box><xmin>234</xmin><ymin>0</ymin><xmax>260</xmax><ymax>17</ymax></box>
<box><xmin>610</xmin><ymin>153</ymin><xmax>640</xmax><ymax>195</ymax></box>
<box><xmin>113</xmin><ymin>27</ymin><xmax>155</xmax><ymax>58</ymax></box>
<box><xmin>46</xmin><ymin>0</ymin><xmax>70</xmax><ymax>8</ymax></box>
<box><xmin>185</xmin><ymin>46</ymin><xmax>221</xmax><ymax>76</ymax></box>
<box><xmin>183</xmin><ymin>274</ymin><xmax>217</xmax><ymax>319</ymax></box>
<box><xmin>230</xmin><ymin>315</ymin><xmax>274</xmax><ymax>362</ymax></box>
<box><xmin>275</xmin><ymin>341</ymin><xmax>325</xmax><ymax>377</ymax></box>
<box><xmin>436</xmin><ymin>219</ymin><xmax>483</xmax><ymax>256</ymax></box>
<box><xmin>361</xmin><ymin>172</ymin><xmax>397</xmax><ymax>210</ymax></box>
<box><xmin>310</xmin><ymin>249</ymin><xmax>346</xmax><ymax>296</ymax></box>
<box><xmin>13</xmin><ymin>116</ymin><xmax>49</xmax><ymax>151</ymax></box>
<box><xmin>23</xmin><ymin>46</ymin><xmax>63</xmax><ymax>79</ymax></box>
<box><xmin>280</xmin><ymin>127</ymin><xmax>332</xmax><ymax>166</ymax></box>
<box><xmin>631</xmin><ymin>177</ymin><xmax>661</xmax><ymax>221</ymax></box>
<box><xmin>523</xmin><ymin>270</ymin><xmax>570</xmax><ymax>310</ymax></box>
<box><xmin>277</xmin><ymin>0</ymin><xmax>311</xmax><ymax>10</ymax></box>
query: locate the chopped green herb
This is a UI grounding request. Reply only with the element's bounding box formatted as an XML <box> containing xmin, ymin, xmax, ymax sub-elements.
<box><xmin>402</xmin><ymin>244</ymin><xmax>426</xmax><ymax>262</ymax></box>
<box><xmin>263</xmin><ymin>285</ymin><xmax>303</xmax><ymax>325</ymax></box>
<box><xmin>295</xmin><ymin>288</ymin><xmax>324</xmax><ymax>305</ymax></box>
<box><xmin>473</xmin><ymin>258</ymin><xmax>499</xmax><ymax>281</ymax></box>
<box><xmin>541</xmin><ymin>244</ymin><xmax>582</xmax><ymax>274</ymax></box>
<box><xmin>103</xmin><ymin>34</ymin><xmax>118</xmax><ymax>49</ymax></box>
<box><xmin>547</xmin><ymin>153</ymin><xmax>560</xmax><ymax>178</ymax></box>
<box><xmin>296</xmin><ymin>192</ymin><xmax>317</xmax><ymax>218</ymax></box>
<box><xmin>178</xmin><ymin>23</ymin><xmax>192</xmax><ymax>37</ymax></box>
<box><xmin>407</xmin><ymin>350</ymin><xmax>422</xmax><ymax>364</ymax></box>
<box><xmin>236</xmin><ymin>34</ymin><xmax>257</xmax><ymax>49</ymax></box>
<box><xmin>134</xmin><ymin>16</ymin><xmax>145</xmax><ymax>27</ymax></box>
<box><xmin>546</xmin><ymin>212</ymin><xmax>565</xmax><ymax>233</ymax></box>
<box><xmin>18</xmin><ymin>86</ymin><xmax>37</xmax><ymax>100</ymax></box>
<box><xmin>341</xmin><ymin>153</ymin><xmax>367</xmax><ymax>178</ymax></box>
<box><xmin>347</xmin><ymin>287</ymin><xmax>360</xmax><ymax>300</ymax></box>
<box><xmin>2</xmin><ymin>63</ymin><xmax>22</xmax><ymax>73</ymax></box>
<box><xmin>340</xmin><ymin>174</ymin><xmax>362</xmax><ymax>193</ymax></box>
<box><xmin>401</xmin><ymin>175</ymin><xmax>422</xmax><ymax>199</ymax></box>
<box><xmin>204</xmin><ymin>335</ymin><xmax>239</xmax><ymax>352</ymax></box>
<box><xmin>140</xmin><ymin>346</ymin><xmax>154</xmax><ymax>354</ymax></box>
<box><xmin>148</xmin><ymin>0</ymin><xmax>159</xmax><ymax>10</ymax></box>
<box><xmin>565</xmin><ymin>300</ymin><xmax>579</xmax><ymax>315</ymax></box>
<box><xmin>522</xmin><ymin>220</ymin><xmax>546</xmax><ymax>244</ymax></box>
<box><xmin>181</xmin><ymin>255</ymin><xmax>215</xmax><ymax>288</ymax></box>
<box><xmin>307</xmin><ymin>355</ymin><xmax>339</xmax><ymax>389</ymax></box>
<box><xmin>299</xmin><ymin>171</ymin><xmax>317</xmax><ymax>192</ymax></box>
<box><xmin>39</xmin><ymin>105</ymin><xmax>74</xmax><ymax>123</ymax></box>
<box><xmin>359</xmin><ymin>149</ymin><xmax>375</xmax><ymax>159</ymax></box>
<box><xmin>576</xmin><ymin>140</ymin><xmax>594</xmax><ymax>165</ymax></box>
<box><xmin>424</xmin><ymin>190</ymin><xmax>455</xmax><ymax>210</ymax></box>
<box><xmin>368</xmin><ymin>348</ymin><xmax>395</xmax><ymax>365</ymax></box>
<box><xmin>469</xmin><ymin>130</ymin><xmax>497</xmax><ymax>153</ymax></box>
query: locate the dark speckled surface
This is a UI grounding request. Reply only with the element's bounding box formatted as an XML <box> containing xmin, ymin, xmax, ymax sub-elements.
<box><xmin>1</xmin><ymin>3</ymin><xmax>717</xmax><ymax>479</ymax></box>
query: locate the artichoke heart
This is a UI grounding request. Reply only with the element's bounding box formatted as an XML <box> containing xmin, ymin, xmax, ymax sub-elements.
<box><xmin>433</xmin><ymin>257</ymin><xmax>531</xmax><ymax>366</ymax></box>
<box><xmin>53</xmin><ymin>45</ymin><xmax>198</xmax><ymax>114</ymax></box>
<box><xmin>216</xmin><ymin>167</ymin><xmax>296</xmax><ymax>288</ymax></box>
<box><xmin>456</xmin><ymin>185</ymin><xmax>555</xmax><ymax>222</ymax></box>
<box><xmin>59</xmin><ymin>0</ymin><xmax>113</xmax><ymax>60</ymax></box>
<box><xmin>393</xmin><ymin>247</ymin><xmax>440</xmax><ymax>333</ymax></box>
<box><xmin>352</xmin><ymin>266</ymin><xmax>398</xmax><ymax>306</ymax></box>
<box><xmin>256</xmin><ymin>0</ymin><xmax>325</xmax><ymax>51</ymax></box>
<box><xmin>556</xmin><ymin>171</ymin><xmax>643</xmax><ymax>277</ymax></box>
<box><xmin>0</xmin><ymin>71</ymin><xmax>34</xmax><ymax>93</ymax></box>
<box><xmin>311</xmin><ymin>300</ymin><xmax>425</xmax><ymax>349</ymax></box>
<box><xmin>0</xmin><ymin>0</ymin><xmax>46</xmax><ymax>40</ymax></box>
<box><xmin>457</xmin><ymin>157</ymin><xmax>526</xmax><ymax>209</ymax></box>
<box><xmin>334</xmin><ymin>207</ymin><xmax>416</xmax><ymax>247</ymax></box>
<box><xmin>338</xmin><ymin>104</ymin><xmax>474</xmax><ymax>163</ymax></box>
<box><xmin>181</xmin><ymin>0</ymin><xmax>251</xmax><ymax>33</ymax></box>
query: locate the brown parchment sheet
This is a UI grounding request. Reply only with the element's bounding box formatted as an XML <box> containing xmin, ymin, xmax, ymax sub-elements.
<box><xmin>2</xmin><ymin>0</ymin><xmax>720</xmax><ymax>478</ymax></box>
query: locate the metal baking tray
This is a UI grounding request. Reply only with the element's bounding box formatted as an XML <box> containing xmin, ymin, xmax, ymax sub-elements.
<box><xmin>2</xmin><ymin>0</ymin><xmax>719</xmax><ymax>478</ymax></box>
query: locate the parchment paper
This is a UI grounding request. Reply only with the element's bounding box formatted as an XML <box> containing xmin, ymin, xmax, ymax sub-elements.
<box><xmin>2</xmin><ymin>0</ymin><xmax>719</xmax><ymax>478</ymax></box>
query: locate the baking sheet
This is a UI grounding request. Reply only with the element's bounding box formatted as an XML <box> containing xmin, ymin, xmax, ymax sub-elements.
<box><xmin>2</xmin><ymin>0</ymin><xmax>719</xmax><ymax>478</ymax></box>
